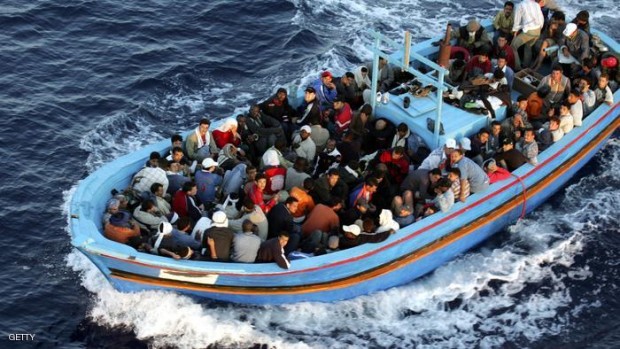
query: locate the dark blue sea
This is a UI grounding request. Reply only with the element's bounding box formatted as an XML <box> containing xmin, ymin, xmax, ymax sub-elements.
<box><xmin>0</xmin><ymin>0</ymin><xmax>618</xmax><ymax>348</ymax></box>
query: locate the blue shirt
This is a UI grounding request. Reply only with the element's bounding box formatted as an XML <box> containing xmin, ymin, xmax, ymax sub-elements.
<box><xmin>171</xmin><ymin>229</ymin><xmax>201</xmax><ymax>250</ymax></box>
<box><xmin>195</xmin><ymin>170</ymin><xmax>222</xmax><ymax>203</ymax></box>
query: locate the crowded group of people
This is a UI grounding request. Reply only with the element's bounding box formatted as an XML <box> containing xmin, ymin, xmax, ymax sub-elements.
<box><xmin>100</xmin><ymin>1</ymin><xmax>617</xmax><ymax>269</ymax></box>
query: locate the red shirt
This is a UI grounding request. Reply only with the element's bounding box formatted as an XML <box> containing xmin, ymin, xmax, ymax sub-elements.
<box><xmin>245</xmin><ymin>182</ymin><xmax>277</xmax><ymax>214</ymax></box>
<box><xmin>334</xmin><ymin>103</ymin><xmax>352</xmax><ymax>133</ymax></box>
<box><xmin>466</xmin><ymin>55</ymin><xmax>492</xmax><ymax>75</ymax></box>
<box><xmin>212</xmin><ymin>130</ymin><xmax>240</xmax><ymax>149</ymax></box>
<box><xmin>488</xmin><ymin>167</ymin><xmax>511</xmax><ymax>184</ymax></box>
<box><xmin>379</xmin><ymin>150</ymin><xmax>410</xmax><ymax>185</ymax></box>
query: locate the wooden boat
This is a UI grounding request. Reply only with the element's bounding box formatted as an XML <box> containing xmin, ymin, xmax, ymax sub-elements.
<box><xmin>69</xmin><ymin>22</ymin><xmax>620</xmax><ymax>304</ymax></box>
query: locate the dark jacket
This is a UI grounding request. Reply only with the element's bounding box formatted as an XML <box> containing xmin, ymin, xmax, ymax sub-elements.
<box><xmin>312</xmin><ymin>175</ymin><xmax>349</xmax><ymax>205</ymax></box>
<box><xmin>256</xmin><ymin>238</ymin><xmax>290</xmax><ymax>269</ymax></box>
<box><xmin>339</xmin><ymin>230</ymin><xmax>392</xmax><ymax>249</ymax></box>
<box><xmin>266</xmin><ymin>203</ymin><xmax>294</xmax><ymax>239</ymax></box>
<box><xmin>260</xmin><ymin>94</ymin><xmax>297</xmax><ymax>124</ymax></box>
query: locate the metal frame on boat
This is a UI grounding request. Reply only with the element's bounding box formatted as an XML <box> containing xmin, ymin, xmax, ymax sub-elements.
<box><xmin>69</xmin><ymin>25</ymin><xmax>620</xmax><ymax>304</ymax></box>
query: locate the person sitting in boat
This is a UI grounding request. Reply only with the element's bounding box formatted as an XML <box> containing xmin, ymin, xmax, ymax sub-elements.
<box><xmin>261</xmin><ymin>139</ymin><xmax>293</xmax><ymax>169</ymax></box>
<box><xmin>247</xmin><ymin>104</ymin><xmax>286</xmax><ymax>152</ymax></box>
<box><xmin>593</xmin><ymin>73</ymin><xmax>614</xmax><ymax>107</ymax></box>
<box><xmin>334</xmin><ymin>72</ymin><xmax>359</xmax><ymax>108</ymax></box>
<box><xmin>366</xmin><ymin>164</ymin><xmax>396</xmax><ymax>211</ymax></box>
<box><xmin>166</xmin><ymin>134</ymin><xmax>184</xmax><ymax>159</ymax></box>
<box><xmin>296</xmin><ymin>86</ymin><xmax>322</xmax><ymax>127</ymax></box>
<box><xmin>447</xmin><ymin>168</ymin><xmax>470</xmax><ymax>203</ymax></box>
<box><xmin>217</xmin><ymin>144</ymin><xmax>243</xmax><ymax>172</ymax></box>
<box><xmin>231</xmin><ymin>219</ymin><xmax>262</xmax><ymax>263</ymax></box>
<box><xmin>104</xmin><ymin>211</ymin><xmax>142</xmax><ymax>248</ymax></box>
<box><xmin>195</xmin><ymin>158</ymin><xmax>222</xmax><ymax>206</ymax></box>
<box><xmin>348</xmin><ymin>177</ymin><xmax>379</xmax><ymax>211</ymax></box>
<box><xmin>172</xmin><ymin>217</ymin><xmax>201</xmax><ymax>251</ymax></box>
<box><xmin>201</xmin><ymin>211</ymin><xmax>234</xmax><ymax>261</ymax></box>
<box><xmin>511</xmin><ymin>0</ymin><xmax>544</xmax><ymax>71</ymax></box>
<box><xmin>494</xmin><ymin>138</ymin><xmax>528</xmax><ymax>171</ymax></box>
<box><xmin>331</xmin><ymin>96</ymin><xmax>352</xmax><ymax>137</ymax></box>
<box><xmin>365</xmin><ymin>118</ymin><xmax>395</xmax><ymax>154</ymax></box>
<box><xmin>483</xmin><ymin>158</ymin><xmax>512</xmax><ymax>184</ymax></box>
<box><xmin>366</xmin><ymin>57</ymin><xmax>395</xmax><ymax>93</ymax></box>
<box><xmin>526</xmin><ymin>84</ymin><xmax>551</xmax><ymax>129</ymax></box>
<box><xmin>289</xmin><ymin>178</ymin><xmax>316</xmax><ymax>224</ymax></box>
<box><xmin>465</xmin><ymin>49</ymin><xmax>492</xmax><ymax>78</ymax></box>
<box><xmin>337</xmin><ymin>159</ymin><xmax>362</xmax><ymax>190</ymax></box>
<box><xmin>267</xmin><ymin>197</ymin><xmax>301</xmax><ymax>254</ymax></box>
<box><xmin>573</xmin><ymin>57</ymin><xmax>599</xmax><ymax>87</ymax></box>
<box><xmin>570</xmin><ymin>10</ymin><xmax>590</xmax><ymax>36</ymax></box>
<box><xmin>166</xmin><ymin>161</ymin><xmax>191</xmax><ymax>196</ymax></box>
<box><xmin>172</xmin><ymin>181</ymin><xmax>205</xmax><ymax>223</ymax></box>
<box><xmin>285</xmin><ymin>157</ymin><xmax>311</xmax><ymax>192</ymax></box>
<box><xmin>186</xmin><ymin>118</ymin><xmax>218</xmax><ymax>163</ymax></box>
<box><xmin>102</xmin><ymin>195</ymin><xmax>126</xmax><ymax>226</ymax></box>
<box><xmin>431</xmin><ymin>177</ymin><xmax>455</xmax><ymax>213</ymax></box>
<box><xmin>390</xmin><ymin>188</ymin><xmax>415</xmax><ymax>226</ymax></box>
<box><xmin>400</xmin><ymin>168</ymin><xmax>442</xmax><ymax>205</ymax></box>
<box><xmin>506</xmin><ymin>95</ymin><xmax>530</xmax><ymax>123</ymax></box>
<box><xmin>310</xmin><ymin>71</ymin><xmax>338</xmax><ymax>112</ymax></box>
<box><xmin>452</xmin><ymin>19</ymin><xmax>492</xmax><ymax>56</ymax></box>
<box><xmin>502</xmin><ymin>111</ymin><xmax>531</xmax><ymax>142</ymax></box>
<box><xmin>495</xmin><ymin>52</ymin><xmax>515</xmax><ymax>91</ymax></box>
<box><xmin>132</xmin><ymin>199</ymin><xmax>172</xmax><ymax>235</ymax></box>
<box><xmin>167</xmin><ymin>146</ymin><xmax>192</xmax><ymax>177</ymax></box>
<box><xmin>245</xmin><ymin>173</ymin><xmax>278</xmax><ymax>215</ymax></box>
<box><xmin>577</xmin><ymin>77</ymin><xmax>596</xmax><ymax>116</ymax></box>
<box><xmin>312</xmin><ymin>168</ymin><xmax>349</xmax><ymax>206</ymax></box>
<box><xmin>348</xmin><ymin>103</ymin><xmax>372</xmax><ymax>144</ymax></box>
<box><xmin>256</xmin><ymin>231</ymin><xmax>291</xmax><ymax>269</ymax></box>
<box><xmin>301</xmin><ymin>197</ymin><xmax>342</xmax><ymax>243</ymax></box>
<box><xmin>228</xmin><ymin>197</ymin><xmax>269</xmax><ymax>241</ymax></box>
<box><xmin>313</xmin><ymin>138</ymin><xmax>341</xmax><ymax>178</ymax></box>
<box><xmin>391</xmin><ymin>122</ymin><xmax>428</xmax><ymax>166</ymax></box>
<box><xmin>353</xmin><ymin>66</ymin><xmax>372</xmax><ymax>104</ymax></box>
<box><xmin>263</xmin><ymin>163</ymin><xmax>287</xmax><ymax>199</ymax></box>
<box><xmin>531</xmin><ymin>10</ymin><xmax>566</xmax><ymax>71</ymax></box>
<box><xmin>212</xmin><ymin>118</ymin><xmax>241</xmax><ymax>149</ymax></box>
<box><xmin>219</xmin><ymin>163</ymin><xmax>248</xmax><ymax>200</ymax></box>
<box><xmin>493</xmin><ymin>1</ymin><xmax>515</xmax><ymax>44</ymax></box>
<box><xmin>540</xmin><ymin>64</ymin><xmax>571</xmax><ymax>106</ymax></box>
<box><xmin>309</xmin><ymin>118</ymin><xmax>330</xmax><ymax>152</ymax></box>
<box><xmin>372</xmin><ymin>146</ymin><xmax>409</xmax><ymax>186</ymax></box>
<box><xmin>493</xmin><ymin>34</ymin><xmax>516</xmax><ymax>71</ymax></box>
<box><xmin>419</xmin><ymin>138</ymin><xmax>457</xmax><ymax>172</ymax></box>
<box><xmin>557</xmin><ymin>101</ymin><xmax>574</xmax><ymax>134</ymax></box>
<box><xmin>132</xmin><ymin>157</ymin><xmax>169</xmax><ymax>196</ymax></box>
<box><xmin>536</xmin><ymin>116</ymin><xmax>563</xmax><ymax>151</ymax></box>
<box><xmin>337</xmin><ymin>132</ymin><xmax>360</xmax><ymax>170</ymax></box>
<box><xmin>291</xmin><ymin>125</ymin><xmax>316</xmax><ymax>163</ymax></box>
<box><xmin>469</xmin><ymin>129</ymin><xmax>490</xmax><ymax>165</ymax></box>
<box><xmin>487</xmin><ymin>121</ymin><xmax>506</xmax><ymax>158</ymax></box>
<box><xmin>567</xmin><ymin>90</ymin><xmax>584</xmax><ymax>127</ymax></box>
<box><xmin>338</xmin><ymin>220</ymin><xmax>394</xmax><ymax>250</ymax></box>
<box><xmin>517</xmin><ymin>128</ymin><xmax>539</xmax><ymax>165</ymax></box>
<box><xmin>557</xmin><ymin>23</ymin><xmax>590</xmax><ymax>76</ymax></box>
<box><xmin>152</xmin><ymin>222</ymin><xmax>193</xmax><ymax>260</ymax></box>
<box><xmin>260</xmin><ymin>87</ymin><xmax>297</xmax><ymax>142</ymax></box>
<box><xmin>450</xmin><ymin>149</ymin><xmax>490</xmax><ymax>194</ymax></box>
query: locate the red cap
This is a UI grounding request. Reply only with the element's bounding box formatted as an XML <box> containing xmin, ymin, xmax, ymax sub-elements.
<box><xmin>321</xmin><ymin>71</ymin><xmax>333</xmax><ymax>78</ymax></box>
<box><xmin>601</xmin><ymin>56</ymin><xmax>618</xmax><ymax>69</ymax></box>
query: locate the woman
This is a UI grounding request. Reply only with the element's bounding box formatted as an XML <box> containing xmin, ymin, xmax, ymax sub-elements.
<box><xmin>212</xmin><ymin>118</ymin><xmax>241</xmax><ymax>149</ymax></box>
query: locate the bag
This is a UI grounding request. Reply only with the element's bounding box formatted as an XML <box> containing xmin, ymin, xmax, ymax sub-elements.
<box><xmin>426</xmin><ymin>117</ymin><xmax>445</xmax><ymax>135</ymax></box>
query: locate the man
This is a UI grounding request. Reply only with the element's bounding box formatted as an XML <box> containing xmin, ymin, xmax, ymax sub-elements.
<box><xmin>288</xmin><ymin>178</ymin><xmax>316</xmax><ymax>223</ymax></box>
<box><xmin>332</xmin><ymin>96</ymin><xmax>353</xmax><ymax>136</ymax></box>
<box><xmin>537</xmin><ymin>116</ymin><xmax>563</xmax><ymax>151</ymax></box>
<box><xmin>291</xmin><ymin>125</ymin><xmax>316</xmax><ymax>162</ymax></box>
<box><xmin>261</xmin><ymin>139</ymin><xmax>293</xmax><ymax>169</ymax></box>
<box><xmin>301</xmin><ymin>198</ymin><xmax>342</xmax><ymax>238</ymax></box>
<box><xmin>593</xmin><ymin>73</ymin><xmax>614</xmax><ymax>107</ymax></box>
<box><xmin>483</xmin><ymin>158</ymin><xmax>511</xmax><ymax>184</ymax></box>
<box><xmin>517</xmin><ymin>128</ymin><xmax>539</xmax><ymax>165</ymax></box>
<box><xmin>185</xmin><ymin>118</ymin><xmax>218</xmax><ymax>162</ymax></box>
<box><xmin>266</xmin><ymin>197</ymin><xmax>300</xmax><ymax>253</ymax></box>
<box><xmin>349</xmin><ymin>177</ymin><xmax>379</xmax><ymax>209</ymax></box>
<box><xmin>494</xmin><ymin>138</ymin><xmax>528</xmax><ymax>171</ymax></box>
<box><xmin>466</xmin><ymin>50</ymin><xmax>492</xmax><ymax>77</ymax></box>
<box><xmin>228</xmin><ymin>198</ymin><xmax>269</xmax><ymax>241</ymax></box>
<box><xmin>391</xmin><ymin>122</ymin><xmax>427</xmax><ymax>165</ymax></box>
<box><xmin>432</xmin><ymin>178</ymin><xmax>455</xmax><ymax>213</ymax></box>
<box><xmin>314</xmin><ymin>138</ymin><xmax>341</xmax><ymax>177</ymax></box>
<box><xmin>167</xmin><ymin>146</ymin><xmax>191</xmax><ymax>176</ymax></box>
<box><xmin>201</xmin><ymin>211</ymin><xmax>235</xmax><ymax>261</ymax></box>
<box><xmin>285</xmin><ymin>157</ymin><xmax>311</xmax><ymax>191</ymax></box>
<box><xmin>338</xmin><ymin>222</ymin><xmax>394</xmax><ymax>250</ymax></box>
<box><xmin>310</xmin><ymin>71</ymin><xmax>338</xmax><ymax>111</ymax></box>
<box><xmin>172</xmin><ymin>217</ymin><xmax>201</xmax><ymax>251</ymax></box>
<box><xmin>256</xmin><ymin>231</ymin><xmax>291</xmax><ymax>269</ymax></box>
<box><xmin>104</xmin><ymin>211</ymin><xmax>141</xmax><ymax>247</ymax></box>
<box><xmin>470</xmin><ymin>129</ymin><xmax>490</xmax><ymax>165</ymax></box>
<box><xmin>447</xmin><ymin>168</ymin><xmax>469</xmax><ymax>203</ymax></box>
<box><xmin>400</xmin><ymin>168</ymin><xmax>442</xmax><ymax>202</ymax></box>
<box><xmin>540</xmin><ymin>64</ymin><xmax>570</xmax><ymax>105</ymax></box>
<box><xmin>231</xmin><ymin>219</ymin><xmax>262</xmax><ymax>263</ymax></box>
<box><xmin>194</xmin><ymin>157</ymin><xmax>222</xmax><ymax>204</ymax></box>
<box><xmin>450</xmin><ymin>149</ymin><xmax>490</xmax><ymax>195</ymax></box>
<box><xmin>132</xmin><ymin>199</ymin><xmax>169</xmax><ymax>235</ymax></box>
<box><xmin>334</xmin><ymin>72</ymin><xmax>357</xmax><ymax>107</ymax></box>
<box><xmin>374</xmin><ymin>146</ymin><xmax>410</xmax><ymax>185</ymax></box>
<box><xmin>296</xmin><ymin>86</ymin><xmax>322</xmax><ymax>126</ymax></box>
<box><xmin>511</xmin><ymin>0</ymin><xmax>544</xmax><ymax>70</ymax></box>
<box><xmin>526</xmin><ymin>84</ymin><xmax>551</xmax><ymax>128</ymax></box>
<box><xmin>312</xmin><ymin>168</ymin><xmax>348</xmax><ymax>205</ymax></box>
<box><xmin>367</xmin><ymin>57</ymin><xmax>395</xmax><ymax>92</ymax></box>
<box><xmin>495</xmin><ymin>51</ymin><xmax>515</xmax><ymax>90</ymax></box>
<box><xmin>487</xmin><ymin>120</ymin><xmax>505</xmax><ymax>158</ymax></box>
<box><xmin>172</xmin><ymin>181</ymin><xmax>205</xmax><ymax>222</ymax></box>
<box><xmin>153</xmin><ymin>222</ymin><xmax>193</xmax><ymax>260</ymax></box>
<box><xmin>148</xmin><ymin>182</ymin><xmax>171</xmax><ymax>217</ymax></box>
<box><xmin>260</xmin><ymin>87</ymin><xmax>297</xmax><ymax>142</ymax></box>
<box><xmin>419</xmin><ymin>138</ymin><xmax>457</xmax><ymax>172</ymax></box>
<box><xmin>452</xmin><ymin>19</ymin><xmax>492</xmax><ymax>55</ymax></box>
<box><xmin>132</xmin><ymin>157</ymin><xmax>169</xmax><ymax>195</ymax></box>
<box><xmin>567</xmin><ymin>90</ymin><xmax>584</xmax><ymax>127</ymax></box>
<box><xmin>558</xmin><ymin>22</ymin><xmax>590</xmax><ymax>70</ymax></box>
<box><xmin>493</xmin><ymin>1</ymin><xmax>515</xmax><ymax>43</ymax></box>
<box><xmin>246</xmin><ymin>104</ymin><xmax>286</xmax><ymax>153</ymax></box>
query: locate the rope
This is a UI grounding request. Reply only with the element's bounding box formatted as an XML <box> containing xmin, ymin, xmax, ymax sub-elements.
<box><xmin>510</xmin><ymin>173</ymin><xmax>528</xmax><ymax>219</ymax></box>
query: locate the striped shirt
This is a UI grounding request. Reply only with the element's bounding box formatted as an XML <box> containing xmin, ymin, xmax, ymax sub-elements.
<box><xmin>513</xmin><ymin>0</ymin><xmax>544</xmax><ymax>33</ymax></box>
<box><xmin>451</xmin><ymin>178</ymin><xmax>470</xmax><ymax>200</ymax></box>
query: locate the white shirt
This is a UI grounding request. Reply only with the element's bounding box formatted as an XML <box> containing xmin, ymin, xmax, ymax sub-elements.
<box><xmin>513</xmin><ymin>0</ymin><xmax>544</xmax><ymax>33</ymax></box>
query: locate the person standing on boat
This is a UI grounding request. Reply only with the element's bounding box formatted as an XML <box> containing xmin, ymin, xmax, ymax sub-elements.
<box><xmin>450</xmin><ymin>149</ymin><xmax>490</xmax><ymax>195</ymax></box>
<box><xmin>186</xmin><ymin>118</ymin><xmax>218</xmax><ymax>163</ymax></box>
<box><xmin>493</xmin><ymin>2</ymin><xmax>515</xmax><ymax>44</ymax></box>
<box><xmin>256</xmin><ymin>231</ymin><xmax>291</xmax><ymax>269</ymax></box>
<box><xmin>511</xmin><ymin>0</ymin><xmax>545</xmax><ymax>71</ymax></box>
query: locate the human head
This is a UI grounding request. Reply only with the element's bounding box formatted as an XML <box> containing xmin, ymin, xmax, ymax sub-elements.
<box><xmin>491</xmin><ymin>121</ymin><xmax>502</xmax><ymax>135</ymax></box>
<box><xmin>483</xmin><ymin>158</ymin><xmax>498</xmax><ymax>173</ymax></box>
<box><xmin>236</xmin><ymin>114</ymin><xmax>247</xmax><ymax>129</ymax></box>
<box><xmin>447</xmin><ymin>168</ymin><xmax>461</xmax><ymax>182</ymax></box>
<box><xmin>293</xmin><ymin>157</ymin><xmax>308</xmax><ymax>172</ymax></box>
<box><xmin>276</xmin><ymin>87</ymin><xmax>287</xmax><ymax>102</ymax></box>
<box><xmin>148</xmin><ymin>151</ymin><xmax>161</xmax><ymax>168</ymax></box>
<box><xmin>550</xmin><ymin>64</ymin><xmax>563</xmax><ymax>81</ymax></box>
<box><xmin>242</xmin><ymin>197</ymin><xmax>255</xmax><ymax>212</ymax></box>
<box><xmin>242</xmin><ymin>219</ymin><xmax>254</xmax><ymax>233</ymax></box>
<box><xmin>517</xmin><ymin>95</ymin><xmax>528</xmax><ymax>110</ymax></box>
<box><xmin>198</xmin><ymin>118</ymin><xmax>211</xmax><ymax>134</ymax></box>
<box><xmin>429</xmin><ymin>168</ymin><xmax>442</xmax><ymax>183</ymax></box>
<box><xmin>397</xmin><ymin>122</ymin><xmax>409</xmax><ymax>137</ymax></box>
<box><xmin>467</xmin><ymin>19</ymin><xmax>480</xmax><ymax>33</ymax></box>
<box><xmin>444</xmin><ymin>138</ymin><xmax>457</xmax><ymax>155</ymax></box>
<box><xmin>150</xmin><ymin>182</ymin><xmax>164</xmax><ymax>197</ymax></box>
<box><xmin>344</xmin><ymin>71</ymin><xmax>355</xmax><ymax>85</ymax></box>
<box><xmin>277</xmin><ymin>231</ymin><xmax>290</xmax><ymax>248</ymax></box>
<box><xmin>497</xmin><ymin>52</ymin><xmax>508</xmax><ymax>69</ymax></box>
<box><xmin>285</xmin><ymin>197</ymin><xmax>299</xmax><ymax>214</ymax></box>
<box><xmin>449</xmin><ymin>149</ymin><xmax>464</xmax><ymax>163</ymax></box>
<box><xmin>333</xmin><ymin>96</ymin><xmax>345</xmax><ymax>110</ymax></box>
<box><xmin>321</xmin><ymin>71</ymin><xmax>333</xmax><ymax>84</ymax></box>
<box><xmin>568</xmin><ymin>90</ymin><xmax>581</xmax><ymax>104</ymax></box>
<box><xmin>327</xmin><ymin>168</ymin><xmax>340</xmax><ymax>187</ymax></box>
<box><xmin>504</xmin><ymin>1</ymin><xmax>514</xmax><ymax>15</ymax></box>
<box><xmin>559</xmin><ymin>101</ymin><xmax>571</xmax><ymax>115</ymax></box>
<box><xmin>300</xmin><ymin>125</ymin><xmax>312</xmax><ymax>140</ymax></box>
<box><xmin>497</xmin><ymin>35</ymin><xmax>509</xmax><ymax>49</ymax></box>
<box><xmin>524</xmin><ymin>128</ymin><xmax>535</xmax><ymax>142</ymax></box>
<box><xmin>177</xmin><ymin>217</ymin><xmax>192</xmax><ymax>232</ymax></box>
<box><xmin>436</xmin><ymin>177</ymin><xmax>452</xmax><ymax>192</ymax></box>
<box><xmin>478</xmin><ymin>128</ymin><xmax>490</xmax><ymax>143</ymax></box>
<box><xmin>246</xmin><ymin>165</ymin><xmax>257</xmax><ymax>182</ymax></box>
<box><xmin>563</xmin><ymin>23</ymin><xmax>578</xmax><ymax>38</ymax></box>
<box><xmin>392</xmin><ymin>146</ymin><xmax>405</xmax><ymax>160</ymax></box>
<box><xmin>171</xmin><ymin>146</ymin><xmax>184</xmax><ymax>163</ymax></box>
<box><xmin>364</xmin><ymin>177</ymin><xmax>379</xmax><ymax>194</ymax></box>
<box><xmin>249</xmin><ymin>104</ymin><xmax>261</xmax><ymax>118</ymax></box>
<box><xmin>141</xmin><ymin>199</ymin><xmax>156</xmax><ymax>212</ymax></box>
<box><xmin>182</xmin><ymin>181</ymin><xmax>197</xmax><ymax>196</ymax></box>
<box><xmin>502</xmin><ymin>137</ymin><xmax>514</xmax><ymax>151</ymax></box>
<box><xmin>171</xmin><ymin>134</ymin><xmax>183</xmax><ymax>148</ymax></box>
<box><xmin>302</xmin><ymin>177</ymin><xmax>315</xmax><ymax>191</ymax></box>
<box><xmin>325</xmin><ymin>138</ymin><xmax>337</xmax><ymax>152</ymax></box>
<box><xmin>304</xmin><ymin>86</ymin><xmax>316</xmax><ymax>102</ymax></box>
<box><xmin>598</xmin><ymin>73</ymin><xmax>609</xmax><ymax>89</ymax></box>
<box><xmin>549</xmin><ymin>116</ymin><xmax>560</xmax><ymax>130</ymax></box>
<box><xmin>255</xmin><ymin>173</ymin><xmax>267</xmax><ymax>190</ymax></box>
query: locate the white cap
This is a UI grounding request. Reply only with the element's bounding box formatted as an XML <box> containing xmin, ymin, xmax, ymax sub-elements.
<box><xmin>460</xmin><ymin>137</ymin><xmax>472</xmax><ymax>151</ymax></box>
<box><xmin>300</xmin><ymin>125</ymin><xmax>312</xmax><ymax>134</ymax></box>
<box><xmin>445</xmin><ymin>138</ymin><xmax>457</xmax><ymax>149</ymax></box>
<box><xmin>563</xmin><ymin>23</ymin><xmax>577</xmax><ymax>37</ymax></box>
<box><xmin>158</xmin><ymin>222</ymin><xmax>173</xmax><ymax>235</ymax></box>
<box><xmin>202</xmin><ymin>157</ymin><xmax>218</xmax><ymax>169</ymax></box>
<box><xmin>211</xmin><ymin>211</ymin><xmax>229</xmax><ymax>228</ymax></box>
<box><xmin>343</xmin><ymin>224</ymin><xmax>361</xmax><ymax>236</ymax></box>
